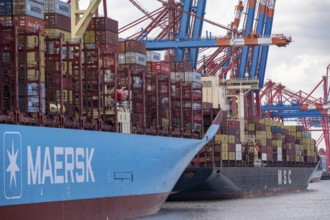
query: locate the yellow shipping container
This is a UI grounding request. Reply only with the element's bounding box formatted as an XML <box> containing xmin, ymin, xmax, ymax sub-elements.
<box><xmin>221</xmin><ymin>152</ymin><xmax>228</xmax><ymax>160</ymax></box>
<box><xmin>56</xmin><ymin>90</ymin><xmax>73</xmax><ymax>102</ymax></box>
<box><xmin>296</xmin><ymin>132</ymin><xmax>302</xmax><ymax>138</ymax></box>
<box><xmin>162</xmin><ymin>118</ymin><xmax>169</xmax><ymax>126</ymax></box>
<box><xmin>259</xmin><ymin>119</ymin><xmax>265</xmax><ymax>124</ymax></box>
<box><xmin>256</xmin><ymin>138</ymin><xmax>266</xmax><ymax>147</ymax></box>
<box><xmin>265</xmin><ymin>119</ymin><xmax>272</xmax><ymax>126</ymax></box>
<box><xmin>221</xmin><ymin>143</ymin><xmax>228</xmax><ymax>152</ymax></box>
<box><xmin>221</xmin><ymin>134</ymin><xmax>228</xmax><ymax>143</ymax></box>
<box><xmin>84</xmin><ymin>31</ymin><xmax>96</xmax><ymax>44</ymax></box>
<box><xmin>229</xmin><ymin>152</ymin><xmax>236</xmax><ymax>160</ymax></box>
<box><xmin>248</xmin><ymin>124</ymin><xmax>255</xmax><ymax>131</ymax></box>
<box><xmin>266</xmin><ymin>131</ymin><xmax>272</xmax><ymax>139</ymax></box>
<box><xmin>45</xmin><ymin>29</ymin><xmax>71</xmax><ymax>41</ymax></box>
<box><xmin>272</xmin><ymin>140</ymin><xmax>282</xmax><ymax>147</ymax></box>
<box><xmin>215</xmin><ymin>134</ymin><xmax>222</xmax><ymax>143</ymax></box>
<box><xmin>228</xmin><ymin>135</ymin><xmax>235</xmax><ymax>144</ymax></box>
<box><xmin>285</xmin><ymin>125</ymin><xmax>296</xmax><ymax>132</ymax></box>
<box><xmin>302</xmin><ymin>138</ymin><xmax>311</xmax><ymax>145</ymax></box>
<box><xmin>256</xmin><ymin>131</ymin><xmax>266</xmax><ymax>139</ymax></box>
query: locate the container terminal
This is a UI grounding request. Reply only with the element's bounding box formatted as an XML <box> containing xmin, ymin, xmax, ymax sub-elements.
<box><xmin>0</xmin><ymin>0</ymin><xmax>327</xmax><ymax>219</ymax></box>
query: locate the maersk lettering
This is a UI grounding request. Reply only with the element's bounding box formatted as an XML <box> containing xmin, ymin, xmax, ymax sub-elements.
<box><xmin>27</xmin><ymin>146</ymin><xmax>95</xmax><ymax>185</ymax></box>
<box><xmin>30</xmin><ymin>6</ymin><xmax>42</xmax><ymax>14</ymax></box>
<box><xmin>59</xmin><ymin>5</ymin><xmax>69</xmax><ymax>13</ymax></box>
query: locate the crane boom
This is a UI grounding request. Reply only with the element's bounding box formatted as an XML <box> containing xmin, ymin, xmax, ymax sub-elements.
<box><xmin>144</xmin><ymin>34</ymin><xmax>291</xmax><ymax>50</ymax></box>
<box><xmin>71</xmin><ymin>0</ymin><xmax>101</xmax><ymax>39</ymax></box>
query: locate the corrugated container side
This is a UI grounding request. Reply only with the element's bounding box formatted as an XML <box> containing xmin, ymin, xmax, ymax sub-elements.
<box><xmin>150</xmin><ymin>62</ymin><xmax>170</xmax><ymax>74</ymax></box>
<box><xmin>146</xmin><ymin>51</ymin><xmax>161</xmax><ymax>62</ymax></box>
<box><xmin>93</xmin><ymin>17</ymin><xmax>118</xmax><ymax>32</ymax></box>
<box><xmin>13</xmin><ymin>0</ymin><xmax>44</xmax><ymax>20</ymax></box>
<box><xmin>125</xmin><ymin>52</ymin><xmax>146</xmax><ymax>66</ymax></box>
<box><xmin>44</xmin><ymin>0</ymin><xmax>71</xmax><ymax>17</ymax></box>
<box><xmin>13</xmin><ymin>15</ymin><xmax>44</xmax><ymax>33</ymax></box>
<box><xmin>95</xmin><ymin>30</ymin><xmax>118</xmax><ymax>45</ymax></box>
<box><xmin>19</xmin><ymin>96</ymin><xmax>46</xmax><ymax>113</ymax></box>
<box><xmin>44</xmin><ymin>13</ymin><xmax>70</xmax><ymax>32</ymax></box>
<box><xmin>124</xmin><ymin>40</ymin><xmax>146</xmax><ymax>53</ymax></box>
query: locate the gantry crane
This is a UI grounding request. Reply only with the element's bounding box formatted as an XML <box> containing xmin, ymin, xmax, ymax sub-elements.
<box><xmin>70</xmin><ymin>0</ymin><xmax>112</xmax><ymax>38</ymax></box>
<box><xmin>260</xmin><ymin>64</ymin><xmax>330</xmax><ymax>171</ymax></box>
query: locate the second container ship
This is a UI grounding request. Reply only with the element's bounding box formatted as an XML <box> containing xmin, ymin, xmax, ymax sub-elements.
<box><xmin>169</xmin><ymin>78</ymin><xmax>319</xmax><ymax>200</ymax></box>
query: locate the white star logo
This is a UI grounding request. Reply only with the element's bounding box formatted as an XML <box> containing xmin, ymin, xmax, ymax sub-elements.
<box><xmin>6</xmin><ymin>140</ymin><xmax>20</xmax><ymax>188</ymax></box>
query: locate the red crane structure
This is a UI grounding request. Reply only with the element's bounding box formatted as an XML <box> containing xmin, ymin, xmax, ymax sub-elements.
<box><xmin>259</xmin><ymin>64</ymin><xmax>330</xmax><ymax>171</ymax></box>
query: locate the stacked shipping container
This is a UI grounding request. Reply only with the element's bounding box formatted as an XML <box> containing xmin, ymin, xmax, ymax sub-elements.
<box><xmin>0</xmin><ymin>0</ymin><xmax>45</xmax><ymax>118</ymax></box>
<box><xmin>44</xmin><ymin>0</ymin><xmax>71</xmax><ymax>39</ymax></box>
<box><xmin>191</xmin><ymin>116</ymin><xmax>318</xmax><ymax>168</ymax></box>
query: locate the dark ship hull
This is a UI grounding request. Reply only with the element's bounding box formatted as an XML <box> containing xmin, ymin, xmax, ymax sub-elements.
<box><xmin>169</xmin><ymin>165</ymin><xmax>317</xmax><ymax>200</ymax></box>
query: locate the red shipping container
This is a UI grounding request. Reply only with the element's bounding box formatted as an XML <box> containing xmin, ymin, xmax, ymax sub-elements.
<box><xmin>44</xmin><ymin>13</ymin><xmax>70</xmax><ymax>32</ymax></box>
<box><xmin>95</xmin><ymin>30</ymin><xmax>118</xmax><ymax>45</ymax></box>
<box><xmin>89</xmin><ymin>17</ymin><xmax>118</xmax><ymax>33</ymax></box>
<box><xmin>124</xmin><ymin>40</ymin><xmax>146</xmax><ymax>54</ymax></box>
<box><xmin>13</xmin><ymin>15</ymin><xmax>44</xmax><ymax>33</ymax></box>
<box><xmin>267</xmin><ymin>146</ymin><xmax>273</xmax><ymax>154</ymax></box>
<box><xmin>0</xmin><ymin>16</ymin><xmax>13</xmax><ymax>24</ymax></box>
<box><xmin>202</xmin><ymin>102</ymin><xmax>213</xmax><ymax>110</ymax></box>
<box><xmin>151</xmin><ymin>62</ymin><xmax>170</xmax><ymax>74</ymax></box>
<box><xmin>227</xmin><ymin>120</ymin><xmax>240</xmax><ymax>128</ymax></box>
<box><xmin>267</xmin><ymin>154</ymin><xmax>273</xmax><ymax>161</ymax></box>
<box><xmin>118</xmin><ymin>41</ymin><xmax>126</xmax><ymax>53</ymax></box>
<box><xmin>228</xmin><ymin>143</ymin><xmax>236</xmax><ymax>152</ymax></box>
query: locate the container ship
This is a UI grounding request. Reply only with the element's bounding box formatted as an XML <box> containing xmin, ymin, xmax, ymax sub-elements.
<box><xmin>169</xmin><ymin>78</ymin><xmax>320</xmax><ymax>200</ymax></box>
<box><xmin>0</xmin><ymin>1</ymin><xmax>222</xmax><ymax>219</ymax></box>
<box><xmin>0</xmin><ymin>0</ymin><xmax>320</xmax><ymax>217</ymax></box>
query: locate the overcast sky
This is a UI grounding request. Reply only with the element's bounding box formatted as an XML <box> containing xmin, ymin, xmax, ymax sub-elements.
<box><xmin>104</xmin><ymin>0</ymin><xmax>330</xmax><ymax>98</ymax></box>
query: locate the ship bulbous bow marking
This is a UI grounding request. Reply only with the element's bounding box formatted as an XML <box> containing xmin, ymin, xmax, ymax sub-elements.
<box><xmin>27</xmin><ymin>146</ymin><xmax>95</xmax><ymax>185</ymax></box>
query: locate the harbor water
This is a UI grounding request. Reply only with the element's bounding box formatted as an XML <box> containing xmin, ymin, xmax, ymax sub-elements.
<box><xmin>139</xmin><ymin>180</ymin><xmax>330</xmax><ymax>220</ymax></box>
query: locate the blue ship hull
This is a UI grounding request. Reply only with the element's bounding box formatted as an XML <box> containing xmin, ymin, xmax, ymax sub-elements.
<box><xmin>0</xmin><ymin>122</ymin><xmax>219</xmax><ymax>219</ymax></box>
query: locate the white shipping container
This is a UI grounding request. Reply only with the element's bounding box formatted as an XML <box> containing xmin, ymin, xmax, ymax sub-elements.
<box><xmin>118</xmin><ymin>111</ymin><xmax>131</xmax><ymax>123</ymax></box>
<box><xmin>125</xmin><ymin>52</ymin><xmax>146</xmax><ymax>66</ymax></box>
<box><xmin>13</xmin><ymin>0</ymin><xmax>44</xmax><ymax>20</ymax></box>
<box><xmin>118</xmin><ymin>53</ymin><xmax>126</xmax><ymax>64</ymax></box>
<box><xmin>184</xmin><ymin>71</ymin><xmax>201</xmax><ymax>82</ymax></box>
<box><xmin>27</xmin><ymin>97</ymin><xmax>46</xmax><ymax>113</ymax></box>
<box><xmin>183</xmin><ymin>103</ymin><xmax>201</xmax><ymax>110</ymax></box>
<box><xmin>235</xmin><ymin>144</ymin><xmax>242</xmax><ymax>152</ymax></box>
<box><xmin>146</xmin><ymin>51</ymin><xmax>161</xmax><ymax>62</ymax></box>
<box><xmin>262</xmin><ymin>153</ymin><xmax>267</xmax><ymax>161</ymax></box>
<box><xmin>277</xmin><ymin>153</ymin><xmax>282</xmax><ymax>162</ymax></box>
<box><xmin>132</xmin><ymin>76</ymin><xmax>142</xmax><ymax>88</ymax></box>
<box><xmin>170</xmin><ymin>72</ymin><xmax>185</xmax><ymax>81</ymax></box>
<box><xmin>27</xmin><ymin>83</ymin><xmax>45</xmax><ymax>97</ymax></box>
<box><xmin>202</xmin><ymin>76</ymin><xmax>223</xmax><ymax>109</ymax></box>
<box><xmin>277</xmin><ymin>147</ymin><xmax>282</xmax><ymax>154</ymax></box>
<box><xmin>236</xmin><ymin>152</ymin><xmax>242</xmax><ymax>161</ymax></box>
<box><xmin>44</xmin><ymin>0</ymin><xmax>71</xmax><ymax>17</ymax></box>
<box><xmin>119</xmin><ymin>122</ymin><xmax>131</xmax><ymax>134</ymax></box>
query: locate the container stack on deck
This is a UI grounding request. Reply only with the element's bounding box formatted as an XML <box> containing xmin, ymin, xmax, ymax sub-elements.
<box><xmin>0</xmin><ymin>0</ymin><xmax>45</xmax><ymax>123</ymax></box>
<box><xmin>0</xmin><ymin>1</ymin><xmax>318</xmax><ymax>168</ymax></box>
